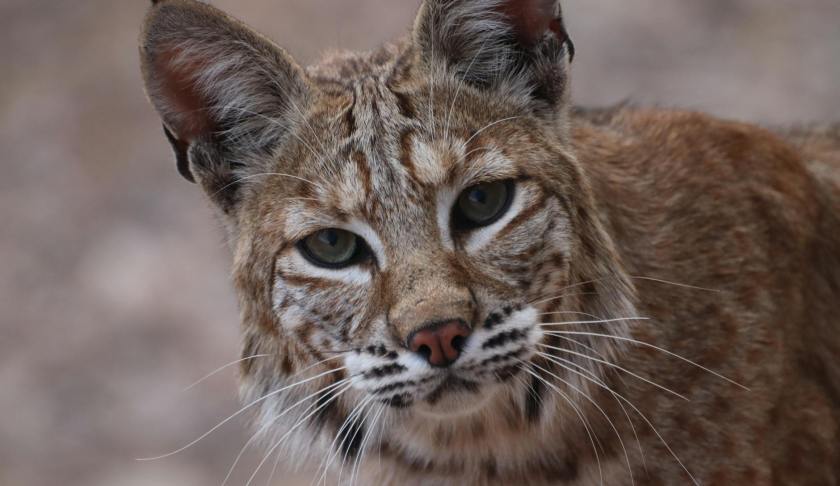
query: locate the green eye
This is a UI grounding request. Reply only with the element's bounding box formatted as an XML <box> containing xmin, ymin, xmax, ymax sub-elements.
<box><xmin>298</xmin><ymin>229</ymin><xmax>362</xmax><ymax>268</ymax></box>
<box><xmin>454</xmin><ymin>180</ymin><xmax>514</xmax><ymax>229</ymax></box>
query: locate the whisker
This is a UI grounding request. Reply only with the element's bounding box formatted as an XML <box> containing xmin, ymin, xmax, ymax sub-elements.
<box><xmin>519</xmin><ymin>363</ymin><xmax>605</xmax><ymax>486</ymax></box>
<box><xmin>336</xmin><ymin>398</ymin><xmax>377</xmax><ymax>486</ymax></box>
<box><xmin>528</xmin><ymin>358</ymin><xmax>635</xmax><ymax>486</ymax></box>
<box><xmin>538</xmin><ymin>343</ymin><xmax>688</xmax><ymax>401</ymax></box>
<box><xmin>618</xmin><ymin>393</ymin><xmax>699</xmax><ymax>485</ymax></box>
<box><xmin>244</xmin><ymin>381</ymin><xmax>355</xmax><ymax>486</ymax></box>
<box><xmin>530</xmin><ymin>273</ymin><xmax>724</xmax><ymax>310</ymax></box>
<box><xmin>536</xmin><ymin>353</ymin><xmax>697</xmax><ymax>486</ymax></box>
<box><xmin>548</xmin><ymin>334</ymin><xmax>613</xmax><ymax>363</ymax></box>
<box><xmin>464</xmin><ymin>116</ymin><xmax>522</xmax><ymax>147</ymax></box>
<box><xmin>211</xmin><ymin>172</ymin><xmax>325</xmax><ymax>199</ymax></box>
<box><xmin>444</xmin><ymin>38</ymin><xmax>489</xmax><ymax>141</ymax></box>
<box><xmin>463</xmin><ymin>145</ymin><xmax>497</xmax><ymax>160</ymax></box>
<box><xmin>221</xmin><ymin>378</ymin><xmax>350</xmax><ymax>486</ymax></box>
<box><xmin>542</xmin><ymin>330</ymin><xmax>750</xmax><ymax>390</ymax></box>
<box><xmin>533</xmin><ymin>352</ymin><xmax>649</xmax><ymax>475</ymax></box>
<box><xmin>314</xmin><ymin>395</ymin><xmax>374</xmax><ymax>486</ymax></box>
<box><xmin>137</xmin><ymin>366</ymin><xmax>346</xmax><ymax>461</ymax></box>
<box><xmin>183</xmin><ymin>354</ymin><xmax>270</xmax><ymax>391</ymax></box>
<box><xmin>529</xmin><ymin>278</ymin><xmax>603</xmax><ymax>306</ymax></box>
<box><xmin>629</xmin><ymin>275</ymin><xmax>722</xmax><ymax>293</ymax></box>
<box><xmin>349</xmin><ymin>403</ymin><xmax>386</xmax><ymax>486</ymax></box>
<box><xmin>530</xmin><ymin>273</ymin><xmax>723</xmax><ymax>311</ymax></box>
<box><xmin>537</xmin><ymin>310</ymin><xmax>604</xmax><ymax>320</ymax></box>
<box><xmin>539</xmin><ymin>317</ymin><xmax>650</xmax><ymax>327</ymax></box>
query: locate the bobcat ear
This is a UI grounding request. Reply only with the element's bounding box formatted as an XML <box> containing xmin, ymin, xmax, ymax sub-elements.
<box><xmin>140</xmin><ymin>0</ymin><xmax>310</xmax><ymax>209</ymax></box>
<box><xmin>413</xmin><ymin>0</ymin><xmax>574</xmax><ymax>109</ymax></box>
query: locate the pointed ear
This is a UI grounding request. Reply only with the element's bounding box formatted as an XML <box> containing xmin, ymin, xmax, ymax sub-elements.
<box><xmin>413</xmin><ymin>0</ymin><xmax>574</xmax><ymax>111</ymax></box>
<box><xmin>140</xmin><ymin>0</ymin><xmax>310</xmax><ymax>210</ymax></box>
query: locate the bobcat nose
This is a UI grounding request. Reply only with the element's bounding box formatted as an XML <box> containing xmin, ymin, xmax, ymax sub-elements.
<box><xmin>407</xmin><ymin>320</ymin><xmax>472</xmax><ymax>367</ymax></box>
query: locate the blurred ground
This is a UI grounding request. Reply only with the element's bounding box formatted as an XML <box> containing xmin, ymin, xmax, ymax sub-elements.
<box><xmin>1</xmin><ymin>1</ymin><xmax>838</xmax><ymax>485</ymax></box>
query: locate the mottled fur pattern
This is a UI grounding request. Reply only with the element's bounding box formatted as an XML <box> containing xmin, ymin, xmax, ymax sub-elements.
<box><xmin>139</xmin><ymin>1</ymin><xmax>840</xmax><ymax>484</ymax></box>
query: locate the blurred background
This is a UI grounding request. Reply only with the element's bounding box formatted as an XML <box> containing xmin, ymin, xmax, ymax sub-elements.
<box><xmin>1</xmin><ymin>1</ymin><xmax>838</xmax><ymax>485</ymax></box>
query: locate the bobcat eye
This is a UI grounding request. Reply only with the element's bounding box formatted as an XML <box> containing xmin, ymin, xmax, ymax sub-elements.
<box><xmin>298</xmin><ymin>229</ymin><xmax>365</xmax><ymax>268</ymax></box>
<box><xmin>453</xmin><ymin>180</ymin><xmax>514</xmax><ymax>230</ymax></box>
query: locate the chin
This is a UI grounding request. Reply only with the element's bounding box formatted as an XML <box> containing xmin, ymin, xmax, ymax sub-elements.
<box><xmin>414</xmin><ymin>376</ymin><xmax>508</xmax><ymax>419</ymax></box>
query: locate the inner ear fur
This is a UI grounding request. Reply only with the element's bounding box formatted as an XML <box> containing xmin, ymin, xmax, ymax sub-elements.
<box><xmin>413</xmin><ymin>0</ymin><xmax>574</xmax><ymax>108</ymax></box>
<box><xmin>140</xmin><ymin>0</ymin><xmax>311</xmax><ymax>207</ymax></box>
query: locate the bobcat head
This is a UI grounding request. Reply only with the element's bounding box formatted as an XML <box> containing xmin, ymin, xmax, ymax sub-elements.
<box><xmin>141</xmin><ymin>0</ymin><xmax>638</xmax><ymax>480</ymax></box>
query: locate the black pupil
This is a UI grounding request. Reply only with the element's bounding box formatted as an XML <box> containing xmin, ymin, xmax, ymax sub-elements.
<box><xmin>320</xmin><ymin>229</ymin><xmax>340</xmax><ymax>247</ymax></box>
<box><xmin>469</xmin><ymin>188</ymin><xmax>488</xmax><ymax>206</ymax></box>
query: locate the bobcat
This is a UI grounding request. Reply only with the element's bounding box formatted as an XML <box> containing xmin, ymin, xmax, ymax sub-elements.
<box><xmin>139</xmin><ymin>0</ymin><xmax>840</xmax><ymax>484</ymax></box>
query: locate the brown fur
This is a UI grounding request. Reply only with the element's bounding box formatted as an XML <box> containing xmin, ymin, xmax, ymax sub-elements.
<box><xmin>139</xmin><ymin>1</ymin><xmax>840</xmax><ymax>484</ymax></box>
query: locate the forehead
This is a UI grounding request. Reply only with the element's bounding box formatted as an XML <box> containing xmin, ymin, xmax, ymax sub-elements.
<box><xmin>277</xmin><ymin>76</ymin><xmax>526</xmax><ymax>239</ymax></box>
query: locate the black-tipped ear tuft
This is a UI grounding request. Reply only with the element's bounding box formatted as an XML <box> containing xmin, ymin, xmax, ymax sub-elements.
<box><xmin>162</xmin><ymin>124</ymin><xmax>195</xmax><ymax>183</ymax></box>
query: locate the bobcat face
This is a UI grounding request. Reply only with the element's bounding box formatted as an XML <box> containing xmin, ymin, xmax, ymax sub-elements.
<box><xmin>141</xmin><ymin>0</ymin><xmax>637</xmax><ymax>475</ymax></box>
<box><xmin>268</xmin><ymin>96</ymin><xmax>573</xmax><ymax>413</ymax></box>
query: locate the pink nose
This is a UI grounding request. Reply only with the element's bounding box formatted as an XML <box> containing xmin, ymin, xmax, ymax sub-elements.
<box><xmin>407</xmin><ymin>320</ymin><xmax>472</xmax><ymax>367</ymax></box>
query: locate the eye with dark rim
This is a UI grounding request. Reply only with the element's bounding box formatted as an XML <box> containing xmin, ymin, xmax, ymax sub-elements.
<box><xmin>297</xmin><ymin>228</ymin><xmax>371</xmax><ymax>269</ymax></box>
<box><xmin>452</xmin><ymin>180</ymin><xmax>515</xmax><ymax>231</ymax></box>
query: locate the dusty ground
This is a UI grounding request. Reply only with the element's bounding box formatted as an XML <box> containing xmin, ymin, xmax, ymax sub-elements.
<box><xmin>1</xmin><ymin>1</ymin><xmax>838</xmax><ymax>485</ymax></box>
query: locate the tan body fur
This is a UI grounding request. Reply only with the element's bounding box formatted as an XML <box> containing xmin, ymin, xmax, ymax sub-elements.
<box><xmin>139</xmin><ymin>1</ymin><xmax>840</xmax><ymax>484</ymax></box>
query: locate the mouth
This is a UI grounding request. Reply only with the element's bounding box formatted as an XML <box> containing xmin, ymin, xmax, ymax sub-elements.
<box><xmin>425</xmin><ymin>374</ymin><xmax>481</xmax><ymax>405</ymax></box>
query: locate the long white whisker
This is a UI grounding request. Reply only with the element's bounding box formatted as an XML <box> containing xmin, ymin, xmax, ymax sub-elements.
<box><xmin>336</xmin><ymin>397</ymin><xmax>377</xmax><ymax>486</ymax></box>
<box><xmin>546</xmin><ymin>353</ymin><xmax>699</xmax><ymax>486</ymax></box>
<box><xmin>533</xmin><ymin>352</ymin><xmax>648</xmax><ymax>474</ymax></box>
<box><xmin>538</xmin><ymin>310</ymin><xmax>604</xmax><ymax>320</ymax></box>
<box><xmin>542</xmin><ymin>331</ymin><xmax>750</xmax><ymax>390</ymax></box>
<box><xmin>530</xmin><ymin>274</ymin><xmax>723</xmax><ymax>308</ymax></box>
<box><xmin>444</xmin><ymin>38</ymin><xmax>489</xmax><ymax>141</ymax></box>
<box><xmin>528</xmin><ymin>358</ymin><xmax>635</xmax><ymax>486</ymax></box>
<box><xmin>629</xmin><ymin>275</ymin><xmax>722</xmax><ymax>293</ymax></box>
<box><xmin>350</xmin><ymin>403</ymin><xmax>386</xmax><ymax>486</ymax></box>
<box><xmin>463</xmin><ymin>145</ymin><xmax>497</xmax><ymax>160</ymax></box>
<box><xmin>137</xmin><ymin>366</ymin><xmax>346</xmax><ymax>461</ymax></box>
<box><xmin>464</xmin><ymin>116</ymin><xmax>522</xmax><ymax>147</ymax></box>
<box><xmin>221</xmin><ymin>377</ymin><xmax>350</xmax><ymax>486</ymax></box>
<box><xmin>519</xmin><ymin>363</ymin><xmax>604</xmax><ymax>486</ymax></box>
<box><xmin>548</xmin><ymin>334</ymin><xmax>613</xmax><ymax>363</ymax></box>
<box><xmin>245</xmin><ymin>381</ymin><xmax>355</xmax><ymax>486</ymax></box>
<box><xmin>278</xmin><ymin>384</ymin><xmax>352</xmax><ymax>486</ymax></box>
<box><xmin>314</xmin><ymin>395</ymin><xmax>374</xmax><ymax>486</ymax></box>
<box><xmin>529</xmin><ymin>278</ymin><xmax>603</xmax><ymax>306</ymax></box>
<box><xmin>539</xmin><ymin>317</ymin><xmax>650</xmax><ymax>327</ymax></box>
<box><xmin>262</xmin><ymin>379</ymin><xmax>349</xmax><ymax>486</ymax></box>
<box><xmin>211</xmin><ymin>172</ymin><xmax>325</xmax><ymax>199</ymax></box>
<box><xmin>184</xmin><ymin>354</ymin><xmax>270</xmax><ymax>391</ymax></box>
<box><xmin>539</xmin><ymin>344</ymin><xmax>688</xmax><ymax>401</ymax></box>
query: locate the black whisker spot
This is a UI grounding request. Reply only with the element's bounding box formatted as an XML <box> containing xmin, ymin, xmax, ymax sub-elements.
<box><xmin>363</xmin><ymin>363</ymin><xmax>407</xmax><ymax>379</ymax></box>
<box><xmin>373</xmin><ymin>380</ymin><xmax>416</xmax><ymax>395</ymax></box>
<box><xmin>482</xmin><ymin>329</ymin><xmax>528</xmax><ymax>350</ymax></box>
<box><xmin>477</xmin><ymin>346</ymin><xmax>529</xmax><ymax>368</ymax></box>
<box><xmin>484</xmin><ymin>312</ymin><xmax>504</xmax><ymax>330</ymax></box>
